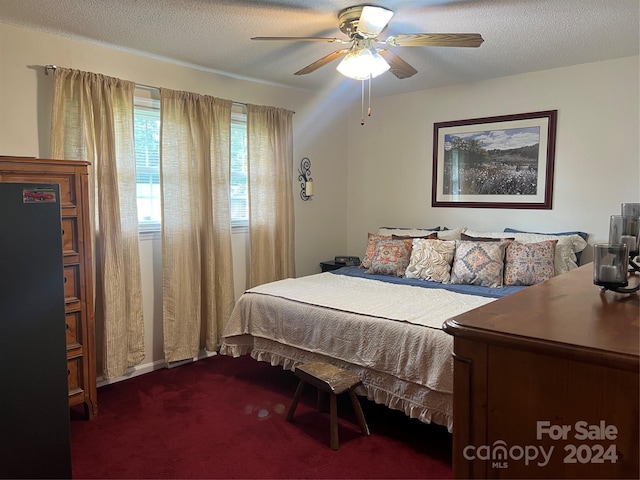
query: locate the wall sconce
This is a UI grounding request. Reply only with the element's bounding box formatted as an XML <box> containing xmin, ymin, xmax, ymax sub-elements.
<box><xmin>298</xmin><ymin>157</ymin><xmax>314</xmax><ymax>201</ymax></box>
<box><xmin>594</xmin><ymin>202</ymin><xmax>640</xmax><ymax>293</ymax></box>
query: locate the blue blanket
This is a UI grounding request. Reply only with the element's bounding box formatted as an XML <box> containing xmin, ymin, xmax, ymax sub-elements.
<box><xmin>330</xmin><ymin>266</ymin><xmax>526</xmax><ymax>299</ymax></box>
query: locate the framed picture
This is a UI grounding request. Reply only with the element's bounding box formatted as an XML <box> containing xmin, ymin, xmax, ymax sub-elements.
<box><xmin>432</xmin><ymin>110</ymin><xmax>557</xmax><ymax>209</ymax></box>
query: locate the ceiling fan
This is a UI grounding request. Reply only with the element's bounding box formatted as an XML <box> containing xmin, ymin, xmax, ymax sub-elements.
<box><xmin>251</xmin><ymin>5</ymin><xmax>484</xmax><ymax>80</ymax></box>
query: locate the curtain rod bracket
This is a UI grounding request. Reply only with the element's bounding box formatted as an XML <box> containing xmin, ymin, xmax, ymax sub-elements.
<box><xmin>45</xmin><ymin>65</ymin><xmax>57</xmax><ymax>75</ymax></box>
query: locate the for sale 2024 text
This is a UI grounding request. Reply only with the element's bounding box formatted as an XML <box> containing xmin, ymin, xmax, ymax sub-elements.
<box><xmin>463</xmin><ymin>421</ymin><xmax>619</xmax><ymax>469</ymax></box>
<box><xmin>538</xmin><ymin>420</ymin><xmax>618</xmax><ymax>465</ymax></box>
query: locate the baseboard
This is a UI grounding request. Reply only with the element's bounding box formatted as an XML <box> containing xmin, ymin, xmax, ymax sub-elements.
<box><xmin>166</xmin><ymin>350</ymin><xmax>218</xmax><ymax>369</ymax></box>
<box><xmin>97</xmin><ymin>349</ymin><xmax>218</xmax><ymax>388</ymax></box>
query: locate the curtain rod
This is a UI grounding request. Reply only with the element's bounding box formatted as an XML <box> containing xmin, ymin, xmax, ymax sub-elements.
<box><xmin>44</xmin><ymin>65</ymin><xmax>294</xmax><ymax>113</ymax></box>
<box><xmin>45</xmin><ymin>64</ymin><xmax>162</xmax><ymax>92</ymax></box>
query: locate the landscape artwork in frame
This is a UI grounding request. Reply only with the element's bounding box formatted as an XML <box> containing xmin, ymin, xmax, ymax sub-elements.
<box><xmin>432</xmin><ymin>110</ymin><xmax>557</xmax><ymax>209</ymax></box>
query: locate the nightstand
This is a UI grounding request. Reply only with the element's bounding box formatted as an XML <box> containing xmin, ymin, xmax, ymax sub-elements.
<box><xmin>319</xmin><ymin>261</ymin><xmax>345</xmax><ymax>272</ymax></box>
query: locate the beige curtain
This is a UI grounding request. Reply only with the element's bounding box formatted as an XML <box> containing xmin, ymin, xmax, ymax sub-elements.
<box><xmin>50</xmin><ymin>67</ymin><xmax>145</xmax><ymax>379</ymax></box>
<box><xmin>246</xmin><ymin>105</ymin><xmax>296</xmax><ymax>287</ymax></box>
<box><xmin>160</xmin><ymin>89</ymin><xmax>235</xmax><ymax>362</ymax></box>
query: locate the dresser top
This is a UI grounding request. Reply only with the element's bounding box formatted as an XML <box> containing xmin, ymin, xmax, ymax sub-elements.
<box><xmin>443</xmin><ymin>264</ymin><xmax>640</xmax><ymax>370</ymax></box>
<box><xmin>0</xmin><ymin>156</ymin><xmax>90</xmax><ymax>167</ymax></box>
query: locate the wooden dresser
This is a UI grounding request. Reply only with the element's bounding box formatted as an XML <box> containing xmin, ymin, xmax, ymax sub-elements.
<box><xmin>443</xmin><ymin>264</ymin><xmax>639</xmax><ymax>479</ymax></box>
<box><xmin>0</xmin><ymin>156</ymin><xmax>98</xmax><ymax>419</ymax></box>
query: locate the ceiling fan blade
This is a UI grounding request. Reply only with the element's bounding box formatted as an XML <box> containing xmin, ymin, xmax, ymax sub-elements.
<box><xmin>357</xmin><ymin>6</ymin><xmax>394</xmax><ymax>36</ymax></box>
<box><xmin>384</xmin><ymin>33</ymin><xmax>484</xmax><ymax>47</ymax></box>
<box><xmin>294</xmin><ymin>49</ymin><xmax>350</xmax><ymax>75</ymax></box>
<box><xmin>377</xmin><ymin>50</ymin><xmax>418</xmax><ymax>79</ymax></box>
<box><xmin>251</xmin><ymin>36</ymin><xmax>348</xmax><ymax>44</ymax></box>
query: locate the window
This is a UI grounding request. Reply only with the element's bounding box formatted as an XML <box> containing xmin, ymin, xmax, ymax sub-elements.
<box><xmin>230</xmin><ymin>110</ymin><xmax>248</xmax><ymax>225</ymax></box>
<box><xmin>134</xmin><ymin>94</ymin><xmax>161</xmax><ymax>227</ymax></box>
<box><xmin>133</xmin><ymin>88</ymin><xmax>248</xmax><ymax>230</ymax></box>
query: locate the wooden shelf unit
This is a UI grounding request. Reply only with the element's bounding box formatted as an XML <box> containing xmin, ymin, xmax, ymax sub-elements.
<box><xmin>0</xmin><ymin>156</ymin><xmax>98</xmax><ymax>419</ymax></box>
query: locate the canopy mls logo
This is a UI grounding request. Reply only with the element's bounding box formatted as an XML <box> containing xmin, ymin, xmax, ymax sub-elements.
<box><xmin>463</xmin><ymin>420</ymin><xmax>620</xmax><ymax>470</ymax></box>
<box><xmin>463</xmin><ymin>441</ymin><xmax>553</xmax><ymax>468</ymax></box>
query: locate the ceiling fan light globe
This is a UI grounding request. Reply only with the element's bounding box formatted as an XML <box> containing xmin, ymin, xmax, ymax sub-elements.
<box><xmin>336</xmin><ymin>52</ymin><xmax>367</xmax><ymax>79</ymax></box>
<box><xmin>336</xmin><ymin>49</ymin><xmax>390</xmax><ymax>80</ymax></box>
<box><xmin>368</xmin><ymin>50</ymin><xmax>391</xmax><ymax>78</ymax></box>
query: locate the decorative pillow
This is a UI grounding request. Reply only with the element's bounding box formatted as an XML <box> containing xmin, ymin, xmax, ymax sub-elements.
<box><xmin>450</xmin><ymin>240</ymin><xmax>509</xmax><ymax>288</ymax></box>
<box><xmin>463</xmin><ymin>229</ymin><xmax>587</xmax><ymax>275</ymax></box>
<box><xmin>504</xmin><ymin>228</ymin><xmax>589</xmax><ymax>263</ymax></box>
<box><xmin>504</xmin><ymin>240</ymin><xmax>557</xmax><ymax>286</ymax></box>
<box><xmin>361</xmin><ymin>233</ymin><xmax>390</xmax><ymax>268</ymax></box>
<box><xmin>437</xmin><ymin>226</ymin><xmax>467</xmax><ymax>241</ymax></box>
<box><xmin>378</xmin><ymin>227</ymin><xmax>440</xmax><ymax>236</ymax></box>
<box><xmin>503</xmin><ymin>227</ymin><xmax>588</xmax><ymax>242</ymax></box>
<box><xmin>510</xmin><ymin>233</ymin><xmax>586</xmax><ymax>275</ymax></box>
<box><xmin>366</xmin><ymin>239</ymin><xmax>413</xmax><ymax>277</ymax></box>
<box><xmin>393</xmin><ymin>232</ymin><xmax>438</xmax><ymax>240</ymax></box>
<box><xmin>405</xmin><ymin>239</ymin><xmax>456</xmax><ymax>283</ymax></box>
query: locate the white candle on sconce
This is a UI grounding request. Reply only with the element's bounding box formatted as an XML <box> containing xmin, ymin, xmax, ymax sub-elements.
<box><xmin>598</xmin><ymin>265</ymin><xmax>619</xmax><ymax>283</ymax></box>
<box><xmin>305</xmin><ymin>181</ymin><xmax>314</xmax><ymax>197</ymax></box>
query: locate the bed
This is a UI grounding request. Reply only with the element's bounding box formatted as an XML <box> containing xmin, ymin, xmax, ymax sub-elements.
<box><xmin>219</xmin><ymin>227</ymin><xmax>588</xmax><ymax>432</ymax></box>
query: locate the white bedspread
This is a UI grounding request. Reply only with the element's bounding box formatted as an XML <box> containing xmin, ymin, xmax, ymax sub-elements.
<box><xmin>248</xmin><ymin>272</ymin><xmax>495</xmax><ymax>328</ymax></box>
<box><xmin>220</xmin><ymin>272</ymin><xmax>496</xmax><ymax>431</ymax></box>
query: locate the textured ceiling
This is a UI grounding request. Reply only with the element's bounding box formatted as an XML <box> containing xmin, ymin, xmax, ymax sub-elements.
<box><xmin>1</xmin><ymin>0</ymin><xmax>638</xmax><ymax>97</ymax></box>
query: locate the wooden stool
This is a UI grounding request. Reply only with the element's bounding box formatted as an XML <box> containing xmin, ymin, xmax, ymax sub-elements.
<box><xmin>286</xmin><ymin>361</ymin><xmax>370</xmax><ymax>450</ymax></box>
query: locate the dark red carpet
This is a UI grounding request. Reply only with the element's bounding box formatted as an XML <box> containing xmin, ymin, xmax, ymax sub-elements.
<box><xmin>70</xmin><ymin>354</ymin><xmax>452</xmax><ymax>479</ymax></box>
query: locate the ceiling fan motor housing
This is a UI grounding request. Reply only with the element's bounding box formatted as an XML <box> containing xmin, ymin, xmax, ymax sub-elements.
<box><xmin>339</xmin><ymin>6</ymin><xmax>389</xmax><ymax>39</ymax></box>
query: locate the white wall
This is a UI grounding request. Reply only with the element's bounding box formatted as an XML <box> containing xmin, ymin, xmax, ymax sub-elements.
<box><xmin>0</xmin><ymin>23</ymin><xmax>350</xmax><ymax>371</ymax></box>
<box><xmin>3</xmin><ymin>21</ymin><xmax>638</xmax><ymax>377</ymax></box>
<box><xmin>344</xmin><ymin>56</ymin><xmax>640</xmax><ymax>264</ymax></box>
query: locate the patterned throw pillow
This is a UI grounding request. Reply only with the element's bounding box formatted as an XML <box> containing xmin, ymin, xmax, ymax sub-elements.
<box><xmin>464</xmin><ymin>229</ymin><xmax>587</xmax><ymax>275</ymax></box>
<box><xmin>504</xmin><ymin>228</ymin><xmax>588</xmax><ymax>263</ymax></box>
<box><xmin>405</xmin><ymin>239</ymin><xmax>456</xmax><ymax>283</ymax></box>
<box><xmin>509</xmin><ymin>233</ymin><xmax>585</xmax><ymax>275</ymax></box>
<box><xmin>450</xmin><ymin>240</ymin><xmax>510</xmax><ymax>288</ymax></box>
<box><xmin>366</xmin><ymin>239</ymin><xmax>413</xmax><ymax>277</ymax></box>
<box><xmin>504</xmin><ymin>240</ymin><xmax>557</xmax><ymax>286</ymax></box>
<box><xmin>361</xmin><ymin>233</ymin><xmax>390</xmax><ymax>268</ymax></box>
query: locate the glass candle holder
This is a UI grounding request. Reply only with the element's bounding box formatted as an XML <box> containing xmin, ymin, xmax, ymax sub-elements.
<box><xmin>609</xmin><ymin>215</ymin><xmax>640</xmax><ymax>257</ymax></box>
<box><xmin>593</xmin><ymin>244</ymin><xmax>629</xmax><ymax>287</ymax></box>
<box><xmin>621</xmin><ymin>202</ymin><xmax>640</xmax><ymax>218</ymax></box>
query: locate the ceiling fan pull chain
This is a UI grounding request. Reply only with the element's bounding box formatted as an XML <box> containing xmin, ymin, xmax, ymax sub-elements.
<box><xmin>360</xmin><ymin>79</ymin><xmax>365</xmax><ymax>125</ymax></box>
<box><xmin>360</xmin><ymin>75</ymin><xmax>373</xmax><ymax>126</ymax></box>
<box><xmin>368</xmin><ymin>75</ymin><xmax>372</xmax><ymax>117</ymax></box>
